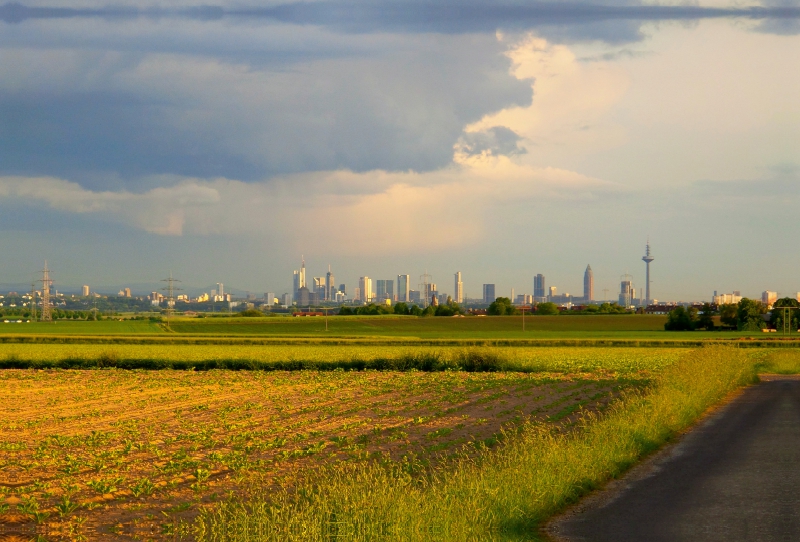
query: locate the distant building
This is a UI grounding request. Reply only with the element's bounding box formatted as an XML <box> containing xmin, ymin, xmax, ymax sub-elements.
<box><xmin>353</xmin><ymin>287</ymin><xmax>362</xmax><ymax>302</ymax></box>
<box><xmin>82</xmin><ymin>285</ymin><xmax>90</xmax><ymax>297</ymax></box>
<box><xmin>713</xmin><ymin>292</ymin><xmax>743</xmax><ymax>305</ymax></box>
<box><xmin>482</xmin><ymin>284</ymin><xmax>496</xmax><ymax>304</ymax></box>
<box><xmin>296</xmin><ymin>286</ymin><xmax>311</xmax><ymax>306</ymax></box>
<box><xmin>281</xmin><ymin>293</ymin><xmax>292</xmax><ymax>306</ymax></box>
<box><xmin>292</xmin><ymin>257</ymin><xmax>306</xmax><ymax>302</ymax></box>
<box><xmin>584</xmin><ymin>265</ymin><xmax>593</xmax><ymax>302</ymax></box>
<box><xmin>359</xmin><ymin>277</ymin><xmax>373</xmax><ymax>302</ymax></box>
<box><xmin>454</xmin><ymin>272</ymin><xmax>464</xmax><ymax>304</ymax></box>
<box><xmin>409</xmin><ymin>290</ymin><xmax>421</xmax><ymax>303</ymax></box>
<box><xmin>619</xmin><ymin>280</ymin><xmax>632</xmax><ymax>307</ymax></box>
<box><xmin>265</xmin><ymin>292</ymin><xmax>276</xmax><ymax>306</ymax></box>
<box><xmin>548</xmin><ymin>286</ymin><xmax>557</xmax><ymax>300</ymax></box>
<box><xmin>376</xmin><ymin>279</ymin><xmax>394</xmax><ymax>301</ymax></box>
<box><xmin>424</xmin><ymin>283</ymin><xmax>437</xmax><ymax>305</ymax></box>
<box><xmin>762</xmin><ymin>291</ymin><xmax>778</xmax><ymax>308</ymax></box>
<box><xmin>313</xmin><ymin>277</ymin><xmax>325</xmax><ymax>295</ymax></box>
<box><xmin>398</xmin><ymin>275</ymin><xmax>410</xmax><ymax>302</ymax></box>
<box><xmin>534</xmin><ymin>274</ymin><xmax>546</xmax><ymax>301</ymax></box>
<box><xmin>325</xmin><ymin>266</ymin><xmax>335</xmax><ymax>301</ymax></box>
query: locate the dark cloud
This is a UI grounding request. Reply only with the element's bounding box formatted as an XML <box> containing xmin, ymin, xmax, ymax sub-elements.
<box><xmin>457</xmin><ymin>127</ymin><xmax>526</xmax><ymax>158</ymax></box>
<box><xmin>3</xmin><ymin>2</ymin><xmax>800</xmax><ymax>38</ymax></box>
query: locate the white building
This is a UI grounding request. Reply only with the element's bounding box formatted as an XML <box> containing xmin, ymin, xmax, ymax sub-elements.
<box><xmin>454</xmin><ymin>271</ymin><xmax>463</xmax><ymax>304</ymax></box>
<box><xmin>359</xmin><ymin>277</ymin><xmax>373</xmax><ymax>302</ymax></box>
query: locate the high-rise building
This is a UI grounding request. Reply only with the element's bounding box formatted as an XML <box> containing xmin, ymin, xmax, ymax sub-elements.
<box><xmin>619</xmin><ymin>280</ymin><xmax>632</xmax><ymax>307</ymax></box>
<box><xmin>482</xmin><ymin>284</ymin><xmax>496</xmax><ymax>304</ymax></box>
<box><xmin>454</xmin><ymin>272</ymin><xmax>463</xmax><ymax>304</ymax></box>
<box><xmin>217</xmin><ymin>283</ymin><xmax>224</xmax><ymax>297</ymax></box>
<box><xmin>376</xmin><ymin>280</ymin><xmax>394</xmax><ymax>301</ymax></box>
<box><xmin>409</xmin><ymin>290</ymin><xmax>421</xmax><ymax>303</ymax></box>
<box><xmin>534</xmin><ymin>274</ymin><xmax>546</xmax><ymax>301</ymax></box>
<box><xmin>398</xmin><ymin>275</ymin><xmax>410</xmax><ymax>302</ymax></box>
<box><xmin>326</xmin><ymin>266</ymin><xmax>335</xmax><ymax>301</ymax></box>
<box><xmin>82</xmin><ymin>285</ymin><xmax>90</xmax><ymax>297</ymax></box>
<box><xmin>548</xmin><ymin>286</ymin><xmax>557</xmax><ymax>299</ymax></box>
<box><xmin>296</xmin><ymin>287</ymin><xmax>311</xmax><ymax>306</ymax></box>
<box><xmin>292</xmin><ymin>257</ymin><xmax>306</xmax><ymax>302</ymax></box>
<box><xmin>359</xmin><ymin>277</ymin><xmax>373</xmax><ymax>302</ymax></box>
<box><xmin>583</xmin><ymin>265</ymin><xmax>594</xmax><ymax>302</ymax></box>
<box><xmin>281</xmin><ymin>293</ymin><xmax>292</xmax><ymax>306</ymax></box>
<box><xmin>762</xmin><ymin>291</ymin><xmax>778</xmax><ymax>308</ymax></box>
<box><xmin>124</xmin><ymin>287</ymin><xmax>131</xmax><ymax>298</ymax></box>
<box><xmin>265</xmin><ymin>292</ymin><xmax>276</xmax><ymax>306</ymax></box>
<box><xmin>313</xmin><ymin>277</ymin><xmax>325</xmax><ymax>294</ymax></box>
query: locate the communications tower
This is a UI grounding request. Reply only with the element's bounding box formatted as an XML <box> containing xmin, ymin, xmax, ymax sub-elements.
<box><xmin>642</xmin><ymin>240</ymin><xmax>654</xmax><ymax>305</ymax></box>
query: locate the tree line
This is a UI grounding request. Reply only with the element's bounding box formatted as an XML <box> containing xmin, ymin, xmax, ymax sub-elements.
<box><xmin>664</xmin><ymin>297</ymin><xmax>800</xmax><ymax>331</ymax></box>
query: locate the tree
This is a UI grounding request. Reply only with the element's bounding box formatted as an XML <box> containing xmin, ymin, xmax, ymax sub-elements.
<box><xmin>393</xmin><ymin>302</ymin><xmax>410</xmax><ymax>315</ymax></box>
<box><xmin>338</xmin><ymin>306</ymin><xmax>353</xmax><ymax>315</ymax></box>
<box><xmin>488</xmin><ymin>297</ymin><xmax>517</xmax><ymax>316</ymax></box>
<box><xmin>535</xmin><ymin>302</ymin><xmax>559</xmax><ymax>315</ymax></box>
<box><xmin>770</xmin><ymin>297</ymin><xmax>800</xmax><ymax>331</ymax></box>
<box><xmin>664</xmin><ymin>306</ymin><xmax>697</xmax><ymax>331</ymax></box>
<box><xmin>736</xmin><ymin>298</ymin><xmax>767</xmax><ymax>331</ymax></box>
<box><xmin>696</xmin><ymin>302</ymin><xmax>715</xmax><ymax>330</ymax></box>
<box><xmin>719</xmin><ymin>304</ymin><xmax>737</xmax><ymax>328</ymax></box>
<box><xmin>410</xmin><ymin>304</ymin><xmax>423</xmax><ymax>317</ymax></box>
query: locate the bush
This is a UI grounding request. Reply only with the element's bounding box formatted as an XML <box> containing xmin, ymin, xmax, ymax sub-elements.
<box><xmin>664</xmin><ymin>306</ymin><xmax>696</xmax><ymax>331</ymax></box>
<box><xmin>535</xmin><ymin>302</ymin><xmax>559</xmax><ymax>315</ymax></box>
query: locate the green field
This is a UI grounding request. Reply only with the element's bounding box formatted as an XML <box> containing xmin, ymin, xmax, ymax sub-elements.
<box><xmin>0</xmin><ymin>315</ymin><xmax>786</xmax><ymax>343</ymax></box>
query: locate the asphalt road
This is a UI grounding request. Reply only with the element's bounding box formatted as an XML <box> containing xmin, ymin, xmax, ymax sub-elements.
<box><xmin>551</xmin><ymin>376</ymin><xmax>800</xmax><ymax>542</ymax></box>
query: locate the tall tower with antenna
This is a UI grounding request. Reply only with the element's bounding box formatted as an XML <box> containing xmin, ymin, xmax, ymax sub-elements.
<box><xmin>39</xmin><ymin>261</ymin><xmax>52</xmax><ymax>322</ymax></box>
<box><xmin>642</xmin><ymin>239</ymin><xmax>654</xmax><ymax>305</ymax></box>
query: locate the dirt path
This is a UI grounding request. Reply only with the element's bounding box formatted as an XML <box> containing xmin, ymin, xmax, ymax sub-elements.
<box><xmin>549</xmin><ymin>375</ymin><xmax>800</xmax><ymax>542</ymax></box>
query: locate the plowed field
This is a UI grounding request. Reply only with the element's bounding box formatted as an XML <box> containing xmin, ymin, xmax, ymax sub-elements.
<box><xmin>0</xmin><ymin>369</ymin><xmax>646</xmax><ymax>540</ymax></box>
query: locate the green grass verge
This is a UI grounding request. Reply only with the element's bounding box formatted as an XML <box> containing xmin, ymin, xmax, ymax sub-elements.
<box><xmin>191</xmin><ymin>346</ymin><xmax>756</xmax><ymax>541</ymax></box>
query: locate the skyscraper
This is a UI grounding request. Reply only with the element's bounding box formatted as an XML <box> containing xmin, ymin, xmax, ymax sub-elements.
<box><xmin>326</xmin><ymin>266</ymin><xmax>334</xmax><ymax>301</ymax></box>
<box><xmin>359</xmin><ymin>277</ymin><xmax>373</xmax><ymax>302</ymax></box>
<box><xmin>583</xmin><ymin>265</ymin><xmax>593</xmax><ymax>302</ymax></box>
<box><xmin>82</xmin><ymin>285</ymin><xmax>90</xmax><ymax>297</ymax></box>
<box><xmin>454</xmin><ymin>272</ymin><xmax>463</xmax><ymax>304</ymax></box>
<box><xmin>292</xmin><ymin>257</ymin><xmax>307</xmax><ymax>302</ymax></box>
<box><xmin>398</xmin><ymin>274</ymin><xmax>410</xmax><ymax>302</ymax></box>
<box><xmin>619</xmin><ymin>279</ymin><xmax>632</xmax><ymax>307</ymax></box>
<box><xmin>534</xmin><ymin>274</ymin><xmax>545</xmax><ymax>301</ymax></box>
<box><xmin>299</xmin><ymin>257</ymin><xmax>306</xmax><ymax>289</ymax></box>
<box><xmin>483</xmin><ymin>284</ymin><xmax>495</xmax><ymax>304</ymax></box>
<box><xmin>376</xmin><ymin>280</ymin><xmax>394</xmax><ymax>301</ymax></box>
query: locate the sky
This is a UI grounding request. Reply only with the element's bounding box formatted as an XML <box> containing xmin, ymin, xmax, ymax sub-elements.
<box><xmin>1</xmin><ymin>0</ymin><xmax>799</xmax><ymax>301</ymax></box>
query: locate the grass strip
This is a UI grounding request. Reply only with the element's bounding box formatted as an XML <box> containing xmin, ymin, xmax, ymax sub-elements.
<box><xmin>191</xmin><ymin>346</ymin><xmax>756</xmax><ymax>541</ymax></box>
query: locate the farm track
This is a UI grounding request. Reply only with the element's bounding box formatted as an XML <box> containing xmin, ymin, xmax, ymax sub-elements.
<box><xmin>0</xmin><ymin>369</ymin><xmax>643</xmax><ymax>541</ymax></box>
